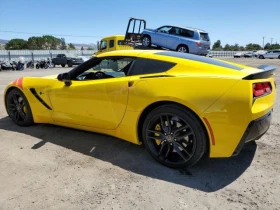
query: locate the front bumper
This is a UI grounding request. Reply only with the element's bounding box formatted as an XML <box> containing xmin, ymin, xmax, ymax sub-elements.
<box><xmin>232</xmin><ymin>110</ymin><xmax>272</xmax><ymax>156</ymax></box>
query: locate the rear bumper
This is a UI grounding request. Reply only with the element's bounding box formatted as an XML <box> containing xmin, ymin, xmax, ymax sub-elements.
<box><xmin>232</xmin><ymin>110</ymin><xmax>272</xmax><ymax>156</ymax></box>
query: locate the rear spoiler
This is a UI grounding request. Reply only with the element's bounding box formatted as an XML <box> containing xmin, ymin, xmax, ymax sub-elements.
<box><xmin>242</xmin><ymin>65</ymin><xmax>276</xmax><ymax>80</ymax></box>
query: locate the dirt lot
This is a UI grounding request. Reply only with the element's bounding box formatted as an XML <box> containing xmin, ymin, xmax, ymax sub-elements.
<box><xmin>0</xmin><ymin>58</ymin><xmax>279</xmax><ymax>210</ymax></box>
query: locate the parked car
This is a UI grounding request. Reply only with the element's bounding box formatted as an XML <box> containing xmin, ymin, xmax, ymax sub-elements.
<box><xmin>52</xmin><ymin>54</ymin><xmax>83</xmax><ymax>67</ymax></box>
<box><xmin>141</xmin><ymin>25</ymin><xmax>211</xmax><ymax>56</ymax></box>
<box><xmin>233</xmin><ymin>52</ymin><xmax>244</xmax><ymax>58</ymax></box>
<box><xmin>244</xmin><ymin>52</ymin><xmax>254</xmax><ymax>58</ymax></box>
<box><xmin>4</xmin><ymin>50</ymin><xmax>276</xmax><ymax>168</ymax></box>
<box><xmin>254</xmin><ymin>50</ymin><xmax>267</xmax><ymax>57</ymax></box>
<box><xmin>77</xmin><ymin>56</ymin><xmax>90</xmax><ymax>62</ymax></box>
<box><xmin>259</xmin><ymin>50</ymin><xmax>280</xmax><ymax>59</ymax></box>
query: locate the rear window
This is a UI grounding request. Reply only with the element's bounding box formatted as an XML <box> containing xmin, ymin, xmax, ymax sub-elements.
<box><xmin>155</xmin><ymin>51</ymin><xmax>244</xmax><ymax>71</ymax></box>
<box><xmin>200</xmin><ymin>32</ymin><xmax>210</xmax><ymax>41</ymax></box>
<box><xmin>128</xmin><ymin>58</ymin><xmax>176</xmax><ymax>76</ymax></box>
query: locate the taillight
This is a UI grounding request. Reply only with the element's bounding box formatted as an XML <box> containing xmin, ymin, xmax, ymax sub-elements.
<box><xmin>253</xmin><ymin>82</ymin><xmax>271</xmax><ymax>97</ymax></box>
<box><xmin>195</xmin><ymin>42</ymin><xmax>201</xmax><ymax>46</ymax></box>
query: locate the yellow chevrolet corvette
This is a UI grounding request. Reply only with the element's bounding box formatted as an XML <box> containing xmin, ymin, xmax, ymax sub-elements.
<box><xmin>4</xmin><ymin>50</ymin><xmax>276</xmax><ymax>168</ymax></box>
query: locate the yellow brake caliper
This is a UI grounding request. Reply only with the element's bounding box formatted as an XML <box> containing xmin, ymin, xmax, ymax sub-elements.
<box><xmin>155</xmin><ymin>124</ymin><xmax>161</xmax><ymax>145</ymax></box>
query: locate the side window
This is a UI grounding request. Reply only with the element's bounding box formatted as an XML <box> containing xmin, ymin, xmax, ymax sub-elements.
<box><xmin>57</xmin><ymin>54</ymin><xmax>61</xmax><ymax>58</ymax></box>
<box><xmin>74</xmin><ymin>57</ymin><xmax>136</xmax><ymax>80</ymax></box>
<box><xmin>100</xmin><ymin>40</ymin><xmax>107</xmax><ymax>50</ymax></box>
<box><xmin>157</xmin><ymin>26</ymin><xmax>172</xmax><ymax>33</ymax></box>
<box><xmin>180</xmin><ymin>29</ymin><xmax>194</xmax><ymax>38</ymax></box>
<box><xmin>128</xmin><ymin>58</ymin><xmax>176</xmax><ymax>76</ymax></box>
<box><xmin>109</xmin><ymin>40</ymin><xmax>114</xmax><ymax>48</ymax></box>
<box><xmin>118</xmin><ymin>40</ymin><xmax>125</xmax><ymax>45</ymax></box>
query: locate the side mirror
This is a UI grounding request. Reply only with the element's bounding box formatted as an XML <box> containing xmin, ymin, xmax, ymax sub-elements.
<box><xmin>57</xmin><ymin>73</ymin><xmax>72</xmax><ymax>86</ymax></box>
<box><xmin>97</xmin><ymin>41</ymin><xmax>100</xmax><ymax>50</ymax></box>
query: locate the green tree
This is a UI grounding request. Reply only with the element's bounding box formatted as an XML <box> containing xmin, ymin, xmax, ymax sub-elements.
<box><xmin>264</xmin><ymin>43</ymin><xmax>271</xmax><ymax>50</ymax></box>
<box><xmin>60</xmin><ymin>38</ymin><xmax>67</xmax><ymax>50</ymax></box>
<box><xmin>68</xmin><ymin>43</ymin><xmax>76</xmax><ymax>50</ymax></box>
<box><xmin>270</xmin><ymin>43</ymin><xmax>280</xmax><ymax>50</ymax></box>
<box><xmin>87</xmin><ymin>47</ymin><xmax>94</xmax><ymax>50</ymax></box>
<box><xmin>27</xmin><ymin>36</ymin><xmax>44</xmax><ymax>50</ymax></box>
<box><xmin>246</xmin><ymin>43</ymin><xmax>262</xmax><ymax>51</ymax></box>
<box><xmin>5</xmin><ymin>39</ymin><xmax>28</xmax><ymax>50</ymax></box>
<box><xmin>212</xmin><ymin>40</ymin><xmax>222</xmax><ymax>50</ymax></box>
<box><xmin>41</xmin><ymin>35</ymin><xmax>60</xmax><ymax>50</ymax></box>
<box><xmin>223</xmin><ymin>44</ymin><xmax>231</xmax><ymax>51</ymax></box>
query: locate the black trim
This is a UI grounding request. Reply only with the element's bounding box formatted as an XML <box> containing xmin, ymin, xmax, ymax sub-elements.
<box><xmin>242</xmin><ymin>65</ymin><xmax>276</xmax><ymax>80</ymax></box>
<box><xmin>29</xmin><ymin>88</ymin><xmax>52</xmax><ymax>110</ymax></box>
<box><xmin>140</xmin><ymin>75</ymin><xmax>174</xmax><ymax>79</ymax></box>
<box><xmin>232</xmin><ymin>111</ymin><xmax>272</xmax><ymax>156</ymax></box>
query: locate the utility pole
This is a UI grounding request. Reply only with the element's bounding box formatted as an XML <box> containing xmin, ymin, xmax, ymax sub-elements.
<box><xmin>262</xmin><ymin>36</ymin><xmax>265</xmax><ymax>49</ymax></box>
<box><xmin>271</xmin><ymin>38</ymin><xmax>273</xmax><ymax>45</ymax></box>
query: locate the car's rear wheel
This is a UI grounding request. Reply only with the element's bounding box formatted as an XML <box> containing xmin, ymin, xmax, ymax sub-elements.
<box><xmin>6</xmin><ymin>88</ymin><xmax>34</xmax><ymax>126</ymax></box>
<box><xmin>142</xmin><ymin>104</ymin><xmax>207</xmax><ymax>168</ymax></box>
<box><xmin>278</xmin><ymin>55</ymin><xmax>280</xmax><ymax>59</ymax></box>
<box><xmin>142</xmin><ymin>35</ymin><xmax>151</xmax><ymax>48</ymax></box>
<box><xmin>176</xmin><ymin>45</ymin><xmax>189</xmax><ymax>53</ymax></box>
<box><xmin>67</xmin><ymin>61</ymin><xmax>73</xmax><ymax>67</ymax></box>
<box><xmin>61</xmin><ymin>64</ymin><xmax>65</xmax><ymax>67</ymax></box>
<box><xmin>259</xmin><ymin>55</ymin><xmax>264</xmax><ymax>59</ymax></box>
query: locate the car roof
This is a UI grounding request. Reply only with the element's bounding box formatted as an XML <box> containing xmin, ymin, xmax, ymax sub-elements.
<box><xmin>101</xmin><ymin>35</ymin><xmax>125</xmax><ymax>40</ymax></box>
<box><xmin>158</xmin><ymin>25</ymin><xmax>207</xmax><ymax>33</ymax></box>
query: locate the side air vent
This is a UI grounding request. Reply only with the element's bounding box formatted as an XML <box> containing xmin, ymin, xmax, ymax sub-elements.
<box><xmin>29</xmin><ymin>88</ymin><xmax>52</xmax><ymax>110</ymax></box>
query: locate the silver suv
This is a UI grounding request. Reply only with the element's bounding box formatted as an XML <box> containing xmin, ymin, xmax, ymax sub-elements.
<box><xmin>259</xmin><ymin>50</ymin><xmax>280</xmax><ymax>59</ymax></box>
<box><xmin>141</xmin><ymin>25</ymin><xmax>211</xmax><ymax>56</ymax></box>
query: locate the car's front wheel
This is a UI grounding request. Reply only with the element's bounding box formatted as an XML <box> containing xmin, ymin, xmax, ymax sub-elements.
<box><xmin>259</xmin><ymin>55</ymin><xmax>265</xmax><ymax>59</ymax></box>
<box><xmin>6</xmin><ymin>88</ymin><xmax>34</xmax><ymax>126</ymax></box>
<box><xmin>142</xmin><ymin>104</ymin><xmax>207</xmax><ymax>168</ymax></box>
<box><xmin>142</xmin><ymin>35</ymin><xmax>151</xmax><ymax>48</ymax></box>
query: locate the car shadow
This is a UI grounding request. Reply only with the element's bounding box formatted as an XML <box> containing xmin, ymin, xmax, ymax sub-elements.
<box><xmin>0</xmin><ymin>116</ymin><xmax>257</xmax><ymax>192</ymax></box>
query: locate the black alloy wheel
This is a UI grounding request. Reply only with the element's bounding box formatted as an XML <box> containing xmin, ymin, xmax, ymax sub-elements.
<box><xmin>6</xmin><ymin>88</ymin><xmax>34</xmax><ymax>126</ymax></box>
<box><xmin>142</xmin><ymin>104</ymin><xmax>207</xmax><ymax>168</ymax></box>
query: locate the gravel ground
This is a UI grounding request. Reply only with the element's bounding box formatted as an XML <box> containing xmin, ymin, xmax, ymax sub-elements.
<box><xmin>0</xmin><ymin>58</ymin><xmax>279</xmax><ymax>210</ymax></box>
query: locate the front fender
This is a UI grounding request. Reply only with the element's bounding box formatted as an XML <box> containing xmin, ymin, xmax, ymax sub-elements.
<box><xmin>4</xmin><ymin>77</ymin><xmax>56</xmax><ymax>123</ymax></box>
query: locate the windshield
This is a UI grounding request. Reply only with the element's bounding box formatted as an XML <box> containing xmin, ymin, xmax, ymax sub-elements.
<box><xmin>200</xmin><ymin>32</ymin><xmax>210</xmax><ymax>41</ymax></box>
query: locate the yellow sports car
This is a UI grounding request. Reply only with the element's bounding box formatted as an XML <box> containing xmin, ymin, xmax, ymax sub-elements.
<box><xmin>4</xmin><ymin>50</ymin><xmax>276</xmax><ymax>168</ymax></box>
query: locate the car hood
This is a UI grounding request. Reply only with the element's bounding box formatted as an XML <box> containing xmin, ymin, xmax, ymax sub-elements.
<box><xmin>42</xmin><ymin>74</ymin><xmax>59</xmax><ymax>79</ymax></box>
<box><xmin>144</xmin><ymin>28</ymin><xmax>156</xmax><ymax>32</ymax></box>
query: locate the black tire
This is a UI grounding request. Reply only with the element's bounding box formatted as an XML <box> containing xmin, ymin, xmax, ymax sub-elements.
<box><xmin>142</xmin><ymin>35</ymin><xmax>151</xmax><ymax>48</ymax></box>
<box><xmin>278</xmin><ymin>55</ymin><xmax>280</xmax><ymax>59</ymax></box>
<box><xmin>36</xmin><ymin>64</ymin><xmax>39</xmax><ymax>69</ymax></box>
<box><xmin>176</xmin><ymin>45</ymin><xmax>189</xmax><ymax>53</ymax></box>
<box><xmin>67</xmin><ymin>61</ymin><xmax>73</xmax><ymax>67</ymax></box>
<box><xmin>61</xmin><ymin>64</ymin><xmax>65</xmax><ymax>67</ymax></box>
<box><xmin>142</xmin><ymin>104</ymin><xmax>207</xmax><ymax>168</ymax></box>
<box><xmin>259</xmin><ymin>55</ymin><xmax>264</xmax><ymax>59</ymax></box>
<box><xmin>6</xmin><ymin>88</ymin><xmax>34</xmax><ymax>126</ymax></box>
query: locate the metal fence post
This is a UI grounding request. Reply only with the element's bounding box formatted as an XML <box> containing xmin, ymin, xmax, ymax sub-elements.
<box><xmin>31</xmin><ymin>51</ymin><xmax>34</xmax><ymax>61</ymax></box>
<box><xmin>8</xmin><ymin>51</ymin><xmax>11</xmax><ymax>61</ymax></box>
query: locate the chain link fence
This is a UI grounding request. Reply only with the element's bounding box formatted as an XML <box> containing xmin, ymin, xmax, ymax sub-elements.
<box><xmin>0</xmin><ymin>50</ymin><xmax>97</xmax><ymax>62</ymax></box>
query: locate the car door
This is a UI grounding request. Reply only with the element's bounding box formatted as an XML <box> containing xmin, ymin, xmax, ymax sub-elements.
<box><xmin>272</xmin><ymin>50</ymin><xmax>280</xmax><ymax>58</ymax></box>
<box><xmin>165</xmin><ymin>27</ymin><xmax>181</xmax><ymax>50</ymax></box>
<box><xmin>48</xmin><ymin>56</ymin><xmax>135</xmax><ymax>130</ymax></box>
<box><xmin>264</xmin><ymin>51</ymin><xmax>273</xmax><ymax>58</ymax></box>
<box><xmin>152</xmin><ymin>26</ymin><xmax>172</xmax><ymax>47</ymax></box>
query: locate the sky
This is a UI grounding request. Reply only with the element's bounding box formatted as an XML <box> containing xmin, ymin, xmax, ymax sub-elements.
<box><xmin>0</xmin><ymin>0</ymin><xmax>280</xmax><ymax>47</ymax></box>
